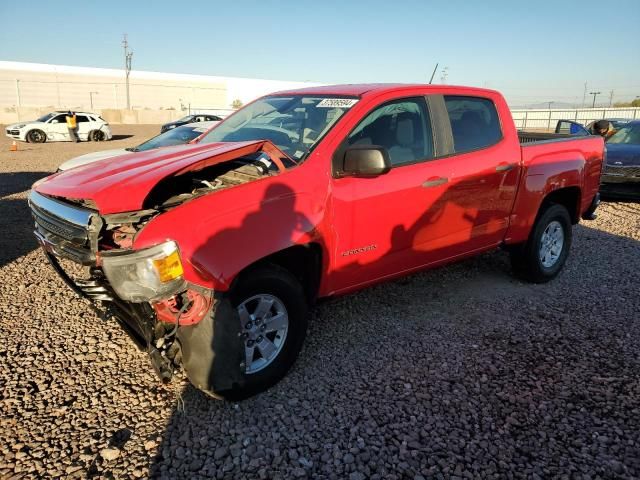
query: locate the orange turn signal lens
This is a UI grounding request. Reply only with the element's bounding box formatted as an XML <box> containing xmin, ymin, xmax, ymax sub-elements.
<box><xmin>153</xmin><ymin>251</ymin><xmax>184</xmax><ymax>283</ymax></box>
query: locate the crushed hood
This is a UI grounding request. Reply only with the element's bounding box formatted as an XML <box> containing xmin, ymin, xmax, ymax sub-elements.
<box><xmin>35</xmin><ymin>140</ymin><xmax>285</xmax><ymax>214</ymax></box>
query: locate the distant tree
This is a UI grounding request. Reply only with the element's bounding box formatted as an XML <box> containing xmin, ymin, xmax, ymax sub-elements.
<box><xmin>231</xmin><ymin>99</ymin><xmax>243</xmax><ymax>109</ymax></box>
<box><xmin>613</xmin><ymin>98</ymin><xmax>640</xmax><ymax>108</ymax></box>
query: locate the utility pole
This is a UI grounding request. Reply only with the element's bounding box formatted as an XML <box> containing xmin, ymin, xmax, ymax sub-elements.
<box><xmin>581</xmin><ymin>82</ymin><xmax>587</xmax><ymax>108</ymax></box>
<box><xmin>609</xmin><ymin>90</ymin><xmax>614</xmax><ymax>107</ymax></box>
<box><xmin>122</xmin><ymin>34</ymin><xmax>133</xmax><ymax>110</ymax></box>
<box><xmin>589</xmin><ymin>91</ymin><xmax>601</xmax><ymax>108</ymax></box>
<box><xmin>547</xmin><ymin>101</ymin><xmax>553</xmax><ymax>110</ymax></box>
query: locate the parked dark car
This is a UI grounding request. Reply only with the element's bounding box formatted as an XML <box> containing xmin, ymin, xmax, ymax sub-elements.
<box><xmin>600</xmin><ymin>121</ymin><xmax>640</xmax><ymax>199</ymax></box>
<box><xmin>553</xmin><ymin>119</ymin><xmax>639</xmax><ymax>199</ymax></box>
<box><xmin>161</xmin><ymin>114</ymin><xmax>223</xmax><ymax>133</ymax></box>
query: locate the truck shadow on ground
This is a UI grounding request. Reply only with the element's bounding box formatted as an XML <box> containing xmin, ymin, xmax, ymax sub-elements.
<box><xmin>0</xmin><ymin>198</ymin><xmax>39</xmax><ymax>268</ymax></box>
<box><xmin>145</xmin><ymin>173</ymin><xmax>639</xmax><ymax>478</ymax></box>
<box><xmin>0</xmin><ymin>171</ymin><xmax>50</xmax><ymax>268</ymax></box>
<box><xmin>147</xmin><ymin>222</ymin><xmax>640</xmax><ymax>478</ymax></box>
<box><xmin>0</xmin><ymin>171</ymin><xmax>50</xmax><ymax>198</ymax></box>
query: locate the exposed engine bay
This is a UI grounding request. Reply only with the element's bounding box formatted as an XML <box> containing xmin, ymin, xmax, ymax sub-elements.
<box><xmin>99</xmin><ymin>151</ymin><xmax>285</xmax><ymax>251</ymax></box>
<box><xmin>146</xmin><ymin>152</ymin><xmax>280</xmax><ymax>209</ymax></box>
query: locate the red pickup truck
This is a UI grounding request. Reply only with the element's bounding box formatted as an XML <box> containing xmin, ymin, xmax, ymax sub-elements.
<box><xmin>30</xmin><ymin>84</ymin><xmax>604</xmax><ymax>399</ymax></box>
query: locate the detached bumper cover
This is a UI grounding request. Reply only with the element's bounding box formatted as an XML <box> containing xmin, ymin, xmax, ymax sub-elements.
<box><xmin>177</xmin><ymin>296</ymin><xmax>245</xmax><ymax>394</ymax></box>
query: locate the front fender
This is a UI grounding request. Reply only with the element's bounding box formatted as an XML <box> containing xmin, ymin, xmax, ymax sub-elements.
<box><xmin>133</xmin><ymin>179</ymin><xmax>324</xmax><ymax>291</ymax></box>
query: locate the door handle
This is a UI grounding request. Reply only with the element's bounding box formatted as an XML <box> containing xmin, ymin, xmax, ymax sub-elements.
<box><xmin>422</xmin><ymin>177</ymin><xmax>448</xmax><ymax>188</ymax></box>
<box><xmin>495</xmin><ymin>163</ymin><xmax>516</xmax><ymax>172</ymax></box>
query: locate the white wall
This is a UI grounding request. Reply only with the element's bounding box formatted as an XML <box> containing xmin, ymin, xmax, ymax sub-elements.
<box><xmin>0</xmin><ymin>61</ymin><xmax>320</xmax><ymax>112</ymax></box>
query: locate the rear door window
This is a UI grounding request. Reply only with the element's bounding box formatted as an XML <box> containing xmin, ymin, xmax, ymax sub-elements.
<box><xmin>444</xmin><ymin>96</ymin><xmax>502</xmax><ymax>153</ymax></box>
<box><xmin>347</xmin><ymin>98</ymin><xmax>434</xmax><ymax>167</ymax></box>
<box><xmin>76</xmin><ymin>115</ymin><xmax>90</xmax><ymax>123</ymax></box>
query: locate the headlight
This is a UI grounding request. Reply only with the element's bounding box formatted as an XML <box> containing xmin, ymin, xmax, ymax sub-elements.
<box><xmin>14</xmin><ymin>124</ymin><xmax>26</xmax><ymax>129</ymax></box>
<box><xmin>101</xmin><ymin>241</ymin><xmax>186</xmax><ymax>302</ymax></box>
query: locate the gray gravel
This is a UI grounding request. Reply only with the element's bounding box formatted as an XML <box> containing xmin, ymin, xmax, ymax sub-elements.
<box><xmin>1</xmin><ymin>126</ymin><xmax>639</xmax><ymax>479</ymax></box>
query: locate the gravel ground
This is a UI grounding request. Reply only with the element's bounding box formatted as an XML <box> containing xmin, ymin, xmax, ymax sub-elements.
<box><xmin>1</xmin><ymin>126</ymin><xmax>639</xmax><ymax>479</ymax></box>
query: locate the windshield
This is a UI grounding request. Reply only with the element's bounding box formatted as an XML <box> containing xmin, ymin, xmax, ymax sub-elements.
<box><xmin>199</xmin><ymin>95</ymin><xmax>357</xmax><ymax>160</ymax></box>
<box><xmin>176</xmin><ymin>115</ymin><xmax>194</xmax><ymax>122</ymax></box>
<box><xmin>131</xmin><ymin>125</ymin><xmax>203</xmax><ymax>152</ymax></box>
<box><xmin>607</xmin><ymin>124</ymin><xmax>640</xmax><ymax>145</ymax></box>
<box><xmin>37</xmin><ymin>113</ymin><xmax>56</xmax><ymax>122</ymax></box>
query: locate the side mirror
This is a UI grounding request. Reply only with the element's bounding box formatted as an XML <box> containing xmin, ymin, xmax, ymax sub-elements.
<box><xmin>340</xmin><ymin>145</ymin><xmax>391</xmax><ymax>177</ymax></box>
<box><xmin>51</xmin><ymin>119</ymin><xmax>59</xmax><ymax>124</ymax></box>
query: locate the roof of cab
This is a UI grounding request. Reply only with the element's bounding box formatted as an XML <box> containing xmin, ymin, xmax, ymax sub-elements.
<box><xmin>270</xmin><ymin>83</ymin><xmax>499</xmax><ymax>98</ymax></box>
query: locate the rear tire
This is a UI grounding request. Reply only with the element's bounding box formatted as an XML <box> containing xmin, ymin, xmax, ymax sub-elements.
<box><xmin>27</xmin><ymin>129</ymin><xmax>46</xmax><ymax>143</ymax></box>
<box><xmin>90</xmin><ymin>130</ymin><xmax>106</xmax><ymax>141</ymax></box>
<box><xmin>510</xmin><ymin>203</ymin><xmax>572</xmax><ymax>283</ymax></box>
<box><xmin>215</xmin><ymin>265</ymin><xmax>308</xmax><ymax>401</ymax></box>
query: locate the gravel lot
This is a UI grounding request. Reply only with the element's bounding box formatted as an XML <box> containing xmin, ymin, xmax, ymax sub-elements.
<box><xmin>1</xmin><ymin>125</ymin><xmax>639</xmax><ymax>479</ymax></box>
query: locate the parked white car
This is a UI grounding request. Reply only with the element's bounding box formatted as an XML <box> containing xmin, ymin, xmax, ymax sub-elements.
<box><xmin>5</xmin><ymin>111</ymin><xmax>112</xmax><ymax>143</ymax></box>
<box><xmin>57</xmin><ymin>121</ymin><xmax>217</xmax><ymax>171</ymax></box>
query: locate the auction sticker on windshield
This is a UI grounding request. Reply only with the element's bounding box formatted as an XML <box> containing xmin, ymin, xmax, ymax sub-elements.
<box><xmin>316</xmin><ymin>99</ymin><xmax>359</xmax><ymax>108</ymax></box>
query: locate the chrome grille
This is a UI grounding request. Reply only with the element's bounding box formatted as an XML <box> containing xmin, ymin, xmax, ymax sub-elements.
<box><xmin>603</xmin><ymin>165</ymin><xmax>640</xmax><ymax>178</ymax></box>
<box><xmin>29</xmin><ymin>191</ymin><xmax>97</xmax><ymax>264</ymax></box>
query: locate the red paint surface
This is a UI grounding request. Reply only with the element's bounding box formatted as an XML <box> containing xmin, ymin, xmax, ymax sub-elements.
<box><xmin>36</xmin><ymin>140</ymin><xmax>280</xmax><ymax>214</ymax></box>
<box><xmin>35</xmin><ymin>84</ymin><xmax>604</xmax><ymax>304</ymax></box>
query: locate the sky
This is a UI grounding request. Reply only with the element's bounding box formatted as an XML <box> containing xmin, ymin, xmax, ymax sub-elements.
<box><xmin>0</xmin><ymin>0</ymin><xmax>639</xmax><ymax>106</ymax></box>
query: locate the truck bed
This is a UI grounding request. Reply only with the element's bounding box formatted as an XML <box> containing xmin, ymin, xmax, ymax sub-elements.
<box><xmin>518</xmin><ymin>130</ymin><xmax>577</xmax><ymax>144</ymax></box>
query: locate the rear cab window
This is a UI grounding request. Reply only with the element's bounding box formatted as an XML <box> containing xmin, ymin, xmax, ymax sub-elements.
<box><xmin>444</xmin><ymin>96</ymin><xmax>502</xmax><ymax>153</ymax></box>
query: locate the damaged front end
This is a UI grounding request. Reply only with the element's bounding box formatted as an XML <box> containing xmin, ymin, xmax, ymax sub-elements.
<box><xmin>28</xmin><ymin>141</ymin><xmax>289</xmax><ymax>391</ymax></box>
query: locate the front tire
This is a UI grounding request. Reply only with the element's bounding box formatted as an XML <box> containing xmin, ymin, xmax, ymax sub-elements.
<box><xmin>215</xmin><ymin>265</ymin><xmax>308</xmax><ymax>400</ymax></box>
<box><xmin>27</xmin><ymin>129</ymin><xmax>46</xmax><ymax>143</ymax></box>
<box><xmin>510</xmin><ymin>203</ymin><xmax>572</xmax><ymax>283</ymax></box>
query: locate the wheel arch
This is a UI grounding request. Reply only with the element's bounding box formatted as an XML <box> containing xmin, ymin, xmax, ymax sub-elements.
<box><xmin>26</xmin><ymin>128</ymin><xmax>46</xmax><ymax>143</ymax></box>
<box><xmin>540</xmin><ymin>186</ymin><xmax>581</xmax><ymax>224</ymax></box>
<box><xmin>505</xmin><ymin>182</ymin><xmax>582</xmax><ymax>245</ymax></box>
<box><xmin>230</xmin><ymin>242</ymin><xmax>323</xmax><ymax>305</ymax></box>
<box><xmin>89</xmin><ymin>129</ymin><xmax>105</xmax><ymax>141</ymax></box>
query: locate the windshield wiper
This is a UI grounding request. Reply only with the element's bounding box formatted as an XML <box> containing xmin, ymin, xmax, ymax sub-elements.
<box><xmin>125</xmin><ymin>147</ymin><xmax>140</xmax><ymax>152</ymax></box>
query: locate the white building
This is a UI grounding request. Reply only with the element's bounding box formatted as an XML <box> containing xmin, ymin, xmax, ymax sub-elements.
<box><xmin>0</xmin><ymin>60</ymin><xmax>319</xmax><ymax>113</ymax></box>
